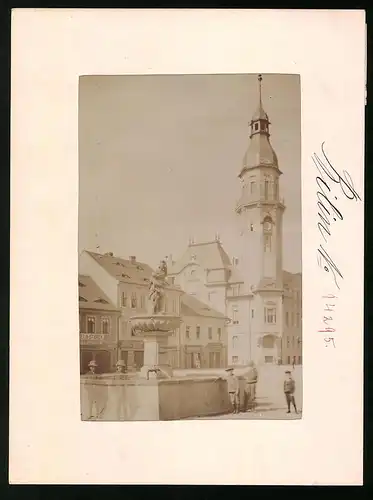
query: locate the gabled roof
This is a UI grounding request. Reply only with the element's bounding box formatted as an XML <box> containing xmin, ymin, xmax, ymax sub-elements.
<box><xmin>181</xmin><ymin>294</ymin><xmax>226</xmax><ymax>319</ymax></box>
<box><xmin>83</xmin><ymin>250</ymin><xmax>182</xmax><ymax>290</ymax></box>
<box><xmin>78</xmin><ymin>275</ymin><xmax>119</xmax><ymax>311</ymax></box>
<box><xmin>169</xmin><ymin>240</ymin><xmax>232</xmax><ymax>275</ymax></box>
<box><xmin>84</xmin><ymin>251</ymin><xmax>154</xmax><ymax>285</ymax></box>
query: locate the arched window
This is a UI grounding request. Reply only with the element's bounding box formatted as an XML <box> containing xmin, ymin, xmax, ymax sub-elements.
<box><xmin>262</xmin><ymin>335</ymin><xmax>275</xmax><ymax>349</ymax></box>
<box><xmin>263</xmin><ymin>217</ymin><xmax>273</xmax><ymax>252</ymax></box>
<box><xmin>232</xmin><ymin>336</ymin><xmax>239</xmax><ymax>349</ymax></box>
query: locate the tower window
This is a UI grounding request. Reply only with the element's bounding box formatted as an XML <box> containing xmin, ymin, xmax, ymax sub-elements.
<box><xmin>254</xmin><ymin>123</ymin><xmax>259</xmax><ymax>131</ymax></box>
<box><xmin>250</xmin><ymin>223</ymin><xmax>254</xmax><ymax>232</ymax></box>
<box><xmin>264</xmin><ymin>234</ymin><xmax>272</xmax><ymax>252</ymax></box>
<box><xmin>264</xmin><ymin>307</ymin><xmax>276</xmax><ymax>324</ymax></box>
<box><xmin>196</xmin><ymin>326</ymin><xmax>200</xmax><ymax>339</ymax></box>
<box><xmin>263</xmin><ymin>217</ymin><xmax>273</xmax><ymax>252</ymax></box>
<box><xmin>186</xmin><ymin>325</ymin><xmax>190</xmax><ymax>339</ymax></box>
<box><xmin>250</xmin><ymin>181</ymin><xmax>256</xmax><ymax>194</ymax></box>
<box><xmin>260</xmin><ymin>121</ymin><xmax>266</xmax><ymax>131</ymax></box>
<box><xmin>208</xmin><ymin>327</ymin><xmax>212</xmax><ymax>340</ymax></box>
<box><xmin>232</xmin><ymin>336</ymin><xmax>239</xmax><ymax>349</ymax></box>
<box><xmin>232</xmin><ymin>306</ymin><xmax>239</xmax><ymax>324</ymax></box>
<box><xmin>264</xmin><ymin>180</ymin><xmax>269</xmax><ymax>199</ymax></box>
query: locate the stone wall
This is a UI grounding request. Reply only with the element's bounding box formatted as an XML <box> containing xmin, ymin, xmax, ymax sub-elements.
<box><xmin>80</xmin><ymin>373</ymin><xmax>231</xmax><ymax>421</ymax></box>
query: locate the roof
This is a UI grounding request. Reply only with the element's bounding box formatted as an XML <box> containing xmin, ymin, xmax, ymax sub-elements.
<box><xmin>168</xmin><ymin>240</ymin><xmax>232</xmax><ymax>275</ymax></box>
<box><xmin>181</xmin><ymin>294</ymin><xmax>226</xmax><ymax>319</ymax></box>
<box><xmin>251</xmin><ymin>101</ymin><xmax>269</xmax><ymax>121</ymax></box>
<box><xmin>78</xmin><ymin>275</ymin><xmax>119</xmax><ymax>311</ymax></box>
<box><xmin>241</xmin><ymin>133</ymin><xmax>279</xmax><ymax>174</ymax></box>
<box><xmin>84</xmin><ymin>250</ymin><xmax>177</xmax><ymax>289</ymax></box>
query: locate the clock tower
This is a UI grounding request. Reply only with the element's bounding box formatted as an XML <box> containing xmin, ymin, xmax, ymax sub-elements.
<box><xmin>235</xmin><ymin>75</ymin><xmax>286</xmax><ymax>364</ymax></box>
<box><xmin>236</xmin><ymin>74</ymin><xmax>285</xmax><ymax>292</ymax></box>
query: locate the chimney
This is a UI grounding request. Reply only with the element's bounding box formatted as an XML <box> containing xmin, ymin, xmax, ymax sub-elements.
<box><xmin>130</xmin><ymin>256</ymin><xmax>136</xmax><ymax>264</ymax></box>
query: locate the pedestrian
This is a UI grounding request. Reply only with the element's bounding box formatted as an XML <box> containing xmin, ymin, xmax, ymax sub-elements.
<box><xmin>292</xmin><ymin>356</ymin><xmax>296</xmax><ymax>370</ymax></box>
<box><xmin>284</xmin><ymin>370</ymin><xmax>298</xmax><ymax>414</ymax></box>
<box><xmin>244</xmin><ymin>361</ymin><xmax>258</xmax><ymax>411</ymax></box>
<box><xmin>115</xmin><ymin>359</ymin><xmax>127</xmax><ymax>374</ymax></box>
<box><xmin>225</xmin><ymin>367</ymin><xmax>239</xmax><ymax>414</ymax></box>
<box><xmin>87</xmin><ymin>359</ymin><xmax>98</xmax><ymax>375</ymax></box>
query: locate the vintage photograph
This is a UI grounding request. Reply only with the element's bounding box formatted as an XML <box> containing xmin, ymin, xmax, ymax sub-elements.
<box><xmin>78</xmin><ymin>73</ymin><xmax>302</xmax><ymax>421</ymax></box>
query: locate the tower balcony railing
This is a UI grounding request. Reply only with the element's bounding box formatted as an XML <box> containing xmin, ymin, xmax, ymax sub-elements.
<box><xmin>236</xmin><ymin>195</ymin><xmax>285</xmax><ymax>210</ymax></box>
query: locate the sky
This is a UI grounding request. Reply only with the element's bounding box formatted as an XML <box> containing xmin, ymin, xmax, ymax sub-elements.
<box><xmin>79</xmin><ymin>74</ymin><xmax>301</xmax><ymax>273</ymax></box>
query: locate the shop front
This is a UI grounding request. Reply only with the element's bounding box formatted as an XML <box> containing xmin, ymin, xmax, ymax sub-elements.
<box><xmin>79</xmin><ymin>334</ymin><xmax>117</xmax><ymax>374</ymax></box>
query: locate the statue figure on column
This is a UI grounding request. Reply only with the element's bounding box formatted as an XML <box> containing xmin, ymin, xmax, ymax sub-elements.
<box><xmin>148</xmin><ymin>259</ymin><xmax>168</xmax><ymax>314</ymax></box>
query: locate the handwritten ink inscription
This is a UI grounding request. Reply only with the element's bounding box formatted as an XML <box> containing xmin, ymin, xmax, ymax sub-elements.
<box><xmin>312</xmin><ymin>142</ymin><xmax>361</xmax><ymax>349</ymax></box>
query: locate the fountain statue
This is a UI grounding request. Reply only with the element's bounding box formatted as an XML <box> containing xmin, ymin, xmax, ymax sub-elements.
<box><xmin>130</xmin><ymin>259</ymin><xmax>181</xmax><ymax>379</ymax></box>
<box><xmin>147</xmin><ymin>260</ymin><xmax>168</xmax><ymax>314</ymax></box>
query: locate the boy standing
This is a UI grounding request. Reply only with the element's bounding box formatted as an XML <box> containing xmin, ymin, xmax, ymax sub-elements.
<box><xmin>284</xmin><ymin>370</ymin><xmax>298</xmax><ymax>414</ymax></box>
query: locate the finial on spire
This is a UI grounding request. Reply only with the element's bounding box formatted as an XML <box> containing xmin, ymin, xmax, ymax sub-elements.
<box><xmin>258</xmin><ymin>74</ymin><xmax>263</xmax><ymax>104</ymax></box>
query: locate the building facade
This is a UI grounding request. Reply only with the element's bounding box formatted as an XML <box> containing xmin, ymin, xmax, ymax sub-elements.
<box><xmin>282</xmin><ymin>271</ymin><xmax>302</xmax><ymax>365</ymax></box>
<box><xmin>169</xmin><ymin>75</ymin><xmax>302</xmax><ymax>366</ymax></box>
<box><xmin>79</xmin><ymin>250</ymin><xmax>228</xmax><ymax>371</ymax></box>
<box><xmin>79</xmin><ymin>251</ymin><xmax>183</xmax><ymax>372</ymax></box>
<box><xmin>174</xmin><ymin>294</ymin><xmax>227</xmax><ymax>369</ymax></box>
<box><xmin>79</xmin><ymin>274</ymin><xmax>121</xmax><ymax>374</ymax></box>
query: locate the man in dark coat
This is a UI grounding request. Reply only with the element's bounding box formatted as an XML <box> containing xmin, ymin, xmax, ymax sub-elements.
<box><xmin>284</xmin><ymin>370</ymin><xmax>298</xmax><ymax>414</ymax></box>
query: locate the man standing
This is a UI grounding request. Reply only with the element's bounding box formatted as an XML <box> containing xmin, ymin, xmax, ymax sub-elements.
<box><xmin>292</xmin><ymin>356</ymin><xmax>296</xmax><ymax>370</ymax></box>
<box><xmin>87</xmin><ymin>359</ymin><xmax>98</xmax><ymax>375</ymax></box>
<box><xmin>284</xmin><ymin>370</ymin><xmax>298</xmax><ymax>414</ymax></box>
<box><xmin>115</xmin><ymin>359</ymin><xmax>127</xmax><ymax>375</ymax></box>
<box><xmin>225</xmin><ymin>367</ymin><xmax>239</xmax><ymax>414</ymax></box>
<box><xmin>244</xmin><ymin>361</ymin><xmax>258</xmax><ymax>411</ymax></box>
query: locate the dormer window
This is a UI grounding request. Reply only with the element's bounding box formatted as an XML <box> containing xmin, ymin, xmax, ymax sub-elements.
<box><xmin>254</xmin><ymin>122</ymin><xmax>259</xmax><ymax>131</ymax></box>
<box><xmin>94</xmin><ymin>298</ymin><xmax>109</xmax><ymax>304</ymax></box>
<box><xmin>260</xmin><ymin>121</ymin><xmax>267</xmax><ymax>131</ymax></box>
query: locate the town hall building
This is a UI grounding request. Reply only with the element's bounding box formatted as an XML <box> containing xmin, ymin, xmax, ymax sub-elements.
<box><xmin>168</xmin><ymin>75</ymin><xmax>302</xmax><ymax>366</ymax></box>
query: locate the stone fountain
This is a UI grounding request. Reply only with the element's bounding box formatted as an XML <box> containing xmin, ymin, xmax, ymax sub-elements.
<box><xmin>130</xmin><ymin>259</ymin><xmax>181</xmax><ymax>380</ymax></box>
<box><xmin>80</xmin><ymin>259</ymin><xmax>231</xmax><ymax>421</ymax></box>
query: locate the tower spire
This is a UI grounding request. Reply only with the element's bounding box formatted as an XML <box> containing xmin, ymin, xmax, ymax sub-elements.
<box><xmin>258</xmin><ymin>74</ymin><xmax>263</xmax><ymax>107</ymax></box>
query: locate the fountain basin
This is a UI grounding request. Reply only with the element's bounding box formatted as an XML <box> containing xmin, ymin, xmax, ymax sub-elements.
<box><xmin>130</xmin><ymin>314</ymin><xmax>181</xmax><ymax>334</ymax></box>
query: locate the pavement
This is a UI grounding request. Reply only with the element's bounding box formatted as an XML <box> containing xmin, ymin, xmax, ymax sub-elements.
<box><xmin>195</xmin><ymin>364</ymin><xmax>302</xmax><ymax>420</ymax></box>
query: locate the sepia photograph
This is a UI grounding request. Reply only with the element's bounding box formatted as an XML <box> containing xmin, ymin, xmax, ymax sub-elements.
<box><xmin>78</xmin><ymin>73</ymin><xmax>302</xmax><ymax>421</ymax></box>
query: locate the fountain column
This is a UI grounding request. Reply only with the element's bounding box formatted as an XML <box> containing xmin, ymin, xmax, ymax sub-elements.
<box><xmin>130</xmin><ymin>316</ymin><xmax>180</xmax><ymax>379</ymax></box>
<box><xmin>130</xmin><ymin>259</ymin><xmax>181</xmax><ymax>379</ymax></box>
